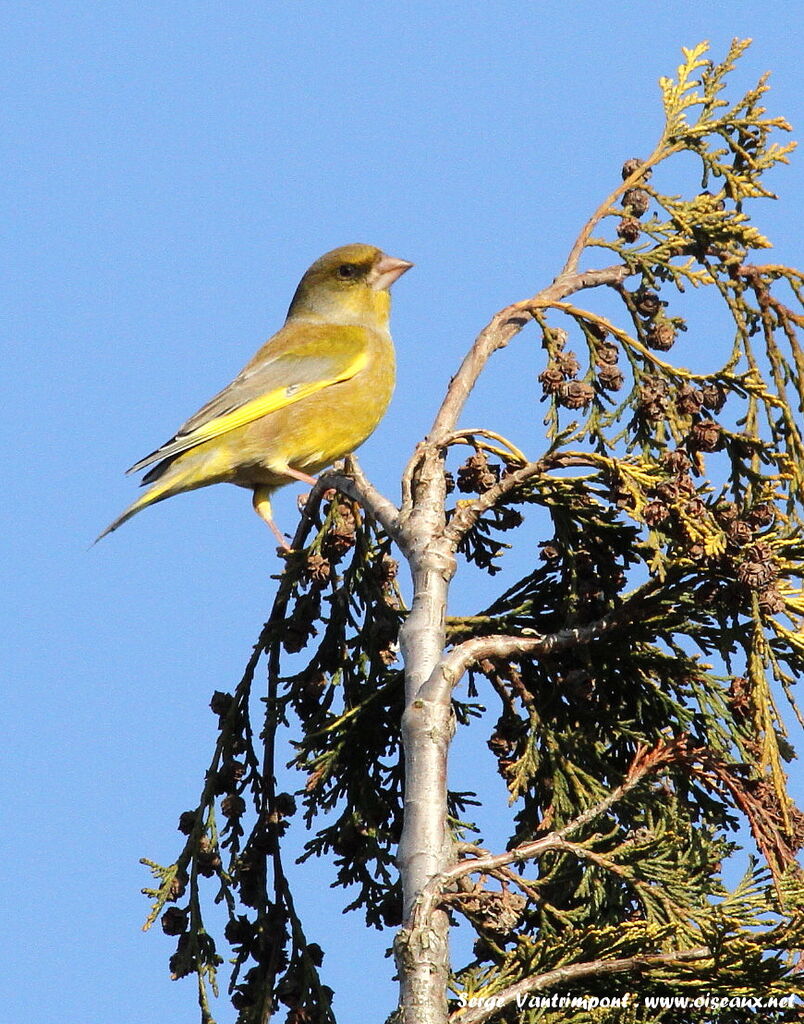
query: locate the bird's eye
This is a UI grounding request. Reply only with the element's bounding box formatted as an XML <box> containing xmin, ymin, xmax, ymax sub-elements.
<box><xmin>337</xmin><ymin>263</ymin><xmax>357</xmax><ymax>279</ymax></box>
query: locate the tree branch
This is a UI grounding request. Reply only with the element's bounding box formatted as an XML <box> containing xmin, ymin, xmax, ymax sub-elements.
<box><xmin>425</xmin><ymin>264</ymin><xmax>631</xmax><ymax>446</ymax></box>
<box><xmin>417</xmin><ymin>568</ymin><xmax>674</xmax><ymax>705</ymax></box>
<box><xmin>417</xmin><ymin>617</ymin><xmax>621</xmax><ymax>705</ymax></box>
<box><xmin>412</xmin><ymin>740</ymin><xmax>675</xmax><ymax>929</ymax></box>
<box><xmin>320</xmin><ymin>456</ymin><xmax>402</xmax><ymax>542</ymax></box>
<box><xmin>409</xmin><ymin>834</ymin><xmax>616</xmax><ymax>943</ymax></box>
<box><xmin>443</xmin><ymin>452</ymin><xmax>595</xmax><ymax>546</ymax></box>
<box><xmin>558</xmin><ymin>144</ymin><xmax>674</xmax><ymax>277</ymax></box>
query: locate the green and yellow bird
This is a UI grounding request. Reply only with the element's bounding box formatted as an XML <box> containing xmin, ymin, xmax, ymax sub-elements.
<box><xmin>98</xmin><ymin>244</ymin><xmax>412</xmax><ymax>546</ymax></box>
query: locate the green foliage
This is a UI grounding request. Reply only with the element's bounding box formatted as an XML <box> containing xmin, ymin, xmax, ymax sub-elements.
<box><xmin>143</xmin><ymin>41</ymin><xmax>804</xmax><ymax>1023</ymax></box>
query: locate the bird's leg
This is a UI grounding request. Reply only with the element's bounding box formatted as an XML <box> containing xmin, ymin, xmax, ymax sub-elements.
<box><xmin>281</xmin><ymin>465</ymin><xmax>318</xmax><ymax>487</ymax></box>
<box><xmin>252</xmin><ymin>487</ymin><xmax>291</xmax><ymax>550</ymax></box>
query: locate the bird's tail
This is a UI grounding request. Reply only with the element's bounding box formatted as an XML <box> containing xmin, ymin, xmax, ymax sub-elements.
<box><xmin>95</xmin><ymin>463</ymin><xmax>204</xmax><ymax>543</ymax></box>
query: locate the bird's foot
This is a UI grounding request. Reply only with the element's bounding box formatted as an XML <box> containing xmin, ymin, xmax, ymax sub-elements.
<box><xmin>252</xmin><ymin>487</ymin><xmax>291</xmax><ymax>551</ymax></box>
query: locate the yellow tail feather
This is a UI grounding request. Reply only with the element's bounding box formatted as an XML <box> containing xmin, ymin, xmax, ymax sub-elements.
<box><xmin>95</xmin><ymin>469</ymin><xmax>198</xmax><ymax>543</ymax></box>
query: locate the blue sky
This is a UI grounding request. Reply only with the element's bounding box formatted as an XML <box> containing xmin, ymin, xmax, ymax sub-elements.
<box><xmin>3</xmin><ymin>3</ymin><xmax>803</xmax><ymax>1022</ymax></box>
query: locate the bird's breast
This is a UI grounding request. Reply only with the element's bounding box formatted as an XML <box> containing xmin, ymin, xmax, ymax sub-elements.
<box><xmin>234</xmin><ymin>325</ymin><xmax>396</xmax><ymax>485</ymax></box>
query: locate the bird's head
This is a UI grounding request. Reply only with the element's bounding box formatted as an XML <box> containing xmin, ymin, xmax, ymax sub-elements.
<box><xmin>286</xmin><ymin>244</ymin><xmax>413</xmax><ymax>328</ymax></box>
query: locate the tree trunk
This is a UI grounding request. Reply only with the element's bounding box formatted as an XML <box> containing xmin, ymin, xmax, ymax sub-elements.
<box><xmin>395</xmin><ymin>449</ymin><xmax>457</xmax><ymax>1024</ymax></box>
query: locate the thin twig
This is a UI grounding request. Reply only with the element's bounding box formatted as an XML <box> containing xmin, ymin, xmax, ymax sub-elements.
<box><xmin>425</xmin><ymin>265</ymin><xmax>631</xmax><ymax>446</ymax></box>
<box><xmin>320</xmin><ymin>456</ymin><xmax>402</xmax><ymax>542</ymax></box>
<box><xmin>559</xmin><ymin>145</ymin><xmax>677</xmax><ymax>276</ymax></box>
<box><xmin>415</xmin><ymin>741</ymin><xmax>668</xmax><ymax>916</ymax></box>
<box><xmin>443</xmin><ymin>452</ymin><xmax>594</xmax><ymax>545</ymax></box>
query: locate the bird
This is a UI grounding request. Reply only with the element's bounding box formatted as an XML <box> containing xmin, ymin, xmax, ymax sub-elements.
<box><xmin>97</xmin><ymin>244</ymin><xmax>412</xmax><ymax>547</ymax></box>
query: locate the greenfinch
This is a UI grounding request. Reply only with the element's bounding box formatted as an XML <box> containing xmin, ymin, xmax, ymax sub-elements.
<box><xmin>98</xmin><ymin>244</ymin><xmax>412</xmax><ymax>546</ymax></box>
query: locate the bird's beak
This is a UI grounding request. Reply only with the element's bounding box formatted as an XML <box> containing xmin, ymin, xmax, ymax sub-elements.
<box><xmin>369</xmin><ymin>253</ymin><xmax>414</xmax><ymax>291</ymax></box>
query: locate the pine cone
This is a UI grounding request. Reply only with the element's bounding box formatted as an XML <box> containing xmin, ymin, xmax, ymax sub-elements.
<box><xmin>621</xmin><ymin>157</ymin><xmax>650</xmax><ymax>180</ymax></box>
<box><xmin>714</xmin><ymin>501</ymin><xmax>739</xmax><ymax>526</ymax></box>
<box><xmin>221</xmin><ymin>794</ymin><xmax>246</xmax><ymax>820</ymax></box>
<box><xmin>538</xmin><ymin>364</ymin><xmax>565</xmax><ymax>395</ymax></box>
<box><xmin>457</xmin><ymin>453</ymin><xmax>498</xmax><ymax>492</ymax></box>
<box><xmin>745</xmin><ymin>502</ymin><xmax>775</xmax><ymax>529</ymax></box>
<box><xmin>178</xmin><ymin>810</ymin><xmax>198</xmax><ymax>835</ymax></box>
<box><xmin>595</xmin><ymin>341</ymin><xmax>620</xmax><ymax>365</ymax></box>
<box><xmin>689</xmin><ymin>419</ymin><xmax>724</xmax><ymax>452</ymax></box>
<box><xmin>660</xmin><ymin>449</ymin><xmax>691</xmax><ymax>475</ymax></box>
<box><xmin>701</xmin><ymin>381</ymin><xmax>727</xmax><ymax>412</ymax></box>
<box><xmin>683</xmin><ymin>497</ymin><xmax>707</xmax><ymax>519</ymax></box>
<box><xmin>274</xmin><ymin>792</ymin><xmax>297</xmax><ymax>818</ymax></box>
<box><xmin>546</xmin><ymin>327</ymin><xmax>569</xmax><ymax>350</ymax></box>
<box><xmin>161</xmin><ymin>906</ymin><xmax>189</xmax><ymax>936</ymax></box>
<box><xmin>224</xmin><ymin>915</ymin><xmax>255</xmax><ymax>948</ymax></box>
<box><xmin>379</xmin><ymin>554</ymin><xmax>399</xmax><ymax>585</ymax></box>
<box><xmin>299</xmin><ymin>670</ymin><xmax>328</xmax><ymax>704</ymax></box>
<box><xmin>726</xmin><ymin>520</ymin><xmax>754</xmax><ymax>547</ymax></box>
<box><xmin>587</xmin><ymin>321</ymin><xmax>609</xmax><ymax>342</ymax></box>
<box><xmin>598</xmin><ymin>364</ymin><xmax>625</xmax><ymax>391</ymax></box>
<box><xmin>634</xmin><ymin>288</ymin><xmax>661</xmax><ymax>316</ymax></box>
<box><xmin>737</xmin><ymin>543</ymin><xmax>777</xmax><ymax>589</ymax></box>
<box><xmin>623</xmin><ymin>187</ymin><xmax>650</xmax><ymax>217</ymax></box>
<box><xmin>558</xmin><ymin>380</ymin><xmax>595</xmax><ymax>409</ymax></box>
<box><xmin>758</xmin><ymin>587</ymin><xmax>785</xmax><ymax>615</ymax></box>
<box><xmin>209</xmin><ymin>690</ymin><xmax>234</xmax><ymax>716</ymax></box>
<box><xmin>646</xmin><ymin>320</ymin><xmax>675</xmax><ymax>350</ymax></box>
<box><xmin>303</xmin><ymin>551</ymin><xmax>331</xmax><ymax>585</ymax></box>
<box><xmin>617</xmin><ymin>217</ymin><xmax>641</xmax><ymax>242</ymax></box>
<box><xmin>555</xmin><ymin>350</ymin><xmax>581</xmax><ymax>378</ymax></box>
<box><xmin>676</xmin><ymin>384</ymin><xmax>704</xmax><ymax>416</ymax></box>
<box><xmin>643</xmin><ymin>500</ymin><xmax>670</xmax><ymax>527</ymax></box>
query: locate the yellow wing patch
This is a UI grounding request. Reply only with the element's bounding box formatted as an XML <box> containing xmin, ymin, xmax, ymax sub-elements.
<box><xmin>181</xmin><ymin>363</ymin><xmax>359</xmax><ymax>446</ymax></box>
<box><xmin>130</xmin><ymin>348</ymin><xmax>368</xmax><ymax>473</ymax></box>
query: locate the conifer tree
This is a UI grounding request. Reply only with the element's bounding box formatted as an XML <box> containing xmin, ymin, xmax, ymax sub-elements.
<box><xmin>143</xmin><ymin>40</ymin><xmax>804</xmax><ymax>1024</ymax></box>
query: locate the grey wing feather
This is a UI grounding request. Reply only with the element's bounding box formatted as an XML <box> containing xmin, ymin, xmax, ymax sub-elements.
<box><xmin>126</xmin><ymin>350</ymin><xmax>345</xmax><ymax>476</ymax></box>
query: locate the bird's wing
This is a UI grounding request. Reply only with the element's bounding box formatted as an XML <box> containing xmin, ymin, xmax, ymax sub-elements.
<box><xmin>127</xmin><ymin>322</ymin><xmax>370</xmax><ymax>474</ymax></box>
